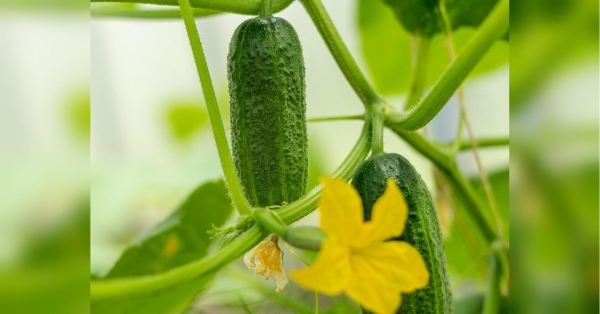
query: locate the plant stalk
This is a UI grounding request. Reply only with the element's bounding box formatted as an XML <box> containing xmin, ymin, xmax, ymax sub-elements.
<box><xmin>404</xmin><ymin>36</ymin><xmax>431</xmax><ymax>110</ymax></box>
<box><xmin>179</xmin><ymin>0</ymin><xmax>253</xmax><ymax>216</ymax></box>
<box><xmin>91</xmin><ymin>0</ymin><xmax>294</xmax><ymax>15</ymax></box>
<box><xmin>300</xmin><ymin>0</ymin><xmax>380</xmax><ymax>108</ymax></box>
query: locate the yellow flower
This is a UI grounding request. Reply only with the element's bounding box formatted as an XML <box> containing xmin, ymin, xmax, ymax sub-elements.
<box><xmin>244</xmin><ymin>234</ymin><xmax>289</xmax><ymax>292</ymax></box>
<box><xmin>290</xmin><ymin>177</ymin><xmax>429</xmax><ymax>314</ymax></box>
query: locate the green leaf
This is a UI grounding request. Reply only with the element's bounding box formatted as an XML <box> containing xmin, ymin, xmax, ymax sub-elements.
<box><xmin>165</xmin><ymin>99</ymin><xmax>208</xmax><ymax>141</ymax></box>
<box><xmin>357</xmin><ymin>0</ymin><xmax>508</xmax><ymax>96</ymax></box>
<box><xmin>443</xmin><ymin>169</ymin><xmax>508</xmax><ymax>280</ymax></box>
<box><xmin>454</xmin><ymin>291</ymin><xmax>509</xmax><ymax>314</ymax></box>
<box><xmin>93</xmin><ymin>180</ymin><xmax>234</xmax><ymax>313</ymax></box>
<box><xmin>382</xmin><ymin>0</ymin><xmax>443</xmax><ymax>37</ymax></box>
<box><xmin>382</xmin><ymin>0</ymin><xmax>499</xmax><ymax>37</ymax></box>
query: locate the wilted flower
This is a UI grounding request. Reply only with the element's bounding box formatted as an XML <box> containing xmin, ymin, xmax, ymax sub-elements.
<box><xmin>244</xmin><ymin>234</ymin><xmax>288</xmax><ymax>292</ymax></box>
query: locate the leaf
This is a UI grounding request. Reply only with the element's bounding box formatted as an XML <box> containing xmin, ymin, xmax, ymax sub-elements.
<box><xmin>357</xmin><ymin>0</ymin><xmax>508</xmax><ymax>96</ymax></box>
<box><xmin>92</xmin><ymin>180</ymin><xmax>234</xmax><ymax>313</ymax></box>
<box><xmin>165</xmin><ymin>99</ymin><xmax>208</xmax><ymax>141</ymax></box>
<box><xmin>382</xmin><ymin>0</ymin><xmax>499</xmax><ymax>37</ymax></box>
<box><xmin>442</xmin><ymin>169</ymin><xmax>508</xmax><ymax>280</ymax></box>
<box><xmin>382</xmin><ymin>0</ymin><xmax>443</xmax><ymax>38</ymax></box>
<box><xmin>454</xmin><ymin>291</ymin><xmax>509</xmax><ymax>314</ymax></box>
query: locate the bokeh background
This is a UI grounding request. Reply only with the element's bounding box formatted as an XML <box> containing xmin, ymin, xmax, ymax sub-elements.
<box><xmin>0</xmin><ymin>0</ymin><xmax>596</xmax><ymax>313</ymax></box>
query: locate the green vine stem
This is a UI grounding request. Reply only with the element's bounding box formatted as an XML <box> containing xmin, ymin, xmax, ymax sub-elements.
<box><xmin>439</xmin><ymin>0</ymin><xmax>506</xmax><ymax>247</ymax></box>
<box><xmin>299</xmin><ymin>0</ymin><xmax>380</xmax><ymax>108</ymax></box>
<box><xmin>309</xmin><ymin>115</ymin><xmax>508</xmax><ymax>151</ymax></box>
<box><xmin>90</xmin><ymin>121</ymin><xmax>371</xmax><ymax>303</ymax></box>
<box><xmin>404</xmin><ymin>36</ymin><xmax>431</xmax><ymax>110</ymax></box>
<box><xmin>253</xmin><ymin>208</ymin><xmax>287</xmax><ymax>238</ymax></box>
<box><xmin>448</xmin><ymin>137</ymin><xmax>510</xmax><ymax>150</ymax></box>
<box><xmin>259</xmin><ymin>0</ymin><xmax>273</xmax><ymax>17</ymax></box>
<box><xmin>91</xmin><ymin>6</ymin><xmax>219</xmax><ymax>19</ymax></box>
<box><xmin>386</xmin><ymin>0</ymin><xmax>509</xmax><ymax>131</ymax></box>
<box><xmin>178</xmin><ymin>0</ymin><xmax>252</xmax><ymax>216</ymax></box>
<box><xmin>307</xmin><ymin>114</ymin><xmax>365</xmax><ymax>123</ymax></box>
<box><xmin>482</xmin><ymin>243</ymin><xmax>504</xmax><ymax>314</ymax></box>
<box><xmin>91</xmin><ymin>0</ymin><xmax>294</xmax><ymax>15</ymax></box>
<box><xmin>371</xmin><ymin>110</ymin><xmax>385</xmax><ymax>155</ymax></box>
<box><xmin>91</xmin><ymin>225</ymin><xmax>267</xmax><ymax>302</ymax></box>
<box><xmin>284</xmin><ymin>226</ymin><xmax>326</xmax><ymax>251</ymax></box>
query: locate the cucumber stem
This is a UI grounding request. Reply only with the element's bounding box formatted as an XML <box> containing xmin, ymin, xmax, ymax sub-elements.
<box><xmin>371</xmin><ymin>111</ymin><xmax>385</xmax><ymax>156</ymax></box>
<box><xmin>253</xmin><ymin>208</ymin><xmax>287</xmax><ymax>238</ymax></box>
<box><xmin>259</xmin><ymin>0</ymin><xmax>273</xmax><ymax>17</ymax></box>
<box><xmin>284</xmin><ymin>226</ymin><xmax>326</xmax><ymax>251</ymax></box>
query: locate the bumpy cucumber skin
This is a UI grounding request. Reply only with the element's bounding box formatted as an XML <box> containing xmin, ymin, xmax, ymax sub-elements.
<box><xmin>228</xmin><ymin>17</ymin><xmax>308</xmax><ymax>208</ymax></box>
<box><xmin>352</xmin><ymin>153</ymin><xmax>452</xmax><ymax>314</ymax></box>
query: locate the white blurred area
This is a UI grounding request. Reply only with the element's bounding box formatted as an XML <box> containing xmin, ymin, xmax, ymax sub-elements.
<box><xmin>90</xmin><ymin>1</ymin><xmax>508</xmax><ymax>274</ymax></box>
<box><xmin>0</xmin><ymin>8</ymin><xmax>89</xmax><ymax>314</ymax></box>
<box><xmin>0</xmin><ymin>12</ymin><xmax>89</xmax><ymax>265</ymax></box>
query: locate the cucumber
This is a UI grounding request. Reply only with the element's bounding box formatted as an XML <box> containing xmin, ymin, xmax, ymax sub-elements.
<box><xmin>228</xmin><ymin>16</ymin><xmax>308</xmax><ymax>207</ymax></box>
<box><xmin>352</xmin><ymin>153</ymin><xmax>452</xmax><ymax>314</ymax></box>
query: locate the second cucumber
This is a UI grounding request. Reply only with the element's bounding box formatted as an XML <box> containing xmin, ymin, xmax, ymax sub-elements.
<box><xmin>228</xmin><ymin>16</ymin><xmax>308</xmax><ymax>208</ymax></box>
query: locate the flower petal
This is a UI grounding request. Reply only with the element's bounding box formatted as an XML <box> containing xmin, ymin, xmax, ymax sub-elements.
<box><xmin>290</xmin><ymin>237</ymin><xmax>351</xmax><ymax>295</ymax></box>
<box><xmin>357</xmin><ymin>241</ymin><xmax>430</xmax><ymax>292</ymax></box>
<box><xmin>357</xmin><ymin>178</ymin><xmax>408</xmax><ymax>247</ymax></box>
<box><xmin>344</xmin><ymin>254</ymin><xmax>403</xmax><ymax>314</ymax></box>
<box><xmin>318</xmin><ymin>177</ymin><xmax>364</xmax><ymax>245</ymax></box>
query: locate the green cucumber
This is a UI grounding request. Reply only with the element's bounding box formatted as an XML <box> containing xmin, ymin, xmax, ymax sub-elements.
<box><xmin>228</xmin><ymin>16</ymin><xmax>308</xmax><ymax>207</ymax></box>
<box><xmin>352</xmin><ymin>153</ymin><xmax>452</xmax><ymax>314</ymax></box>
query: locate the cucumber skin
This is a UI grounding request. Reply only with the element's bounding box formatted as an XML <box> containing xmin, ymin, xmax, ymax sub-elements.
<box><xmin>228</xmin><ymin>17</ymin><xmax>308</xmax><ymax>207</ymax></box>
<box><xmin>352</xmin><ymin>153</ymin><xmax>452</xmax><ymax>314</ymax></box>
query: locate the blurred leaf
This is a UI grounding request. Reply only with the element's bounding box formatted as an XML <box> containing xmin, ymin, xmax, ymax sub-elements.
<box><xmin>0</xmin><ymin>198</ymin><xmax>90</xmax><ymax>314</ymax></box>
<box><xmin>381</xmin><ymin>0</ymin><xmax>499</xmax><ymax>37</ymax></box>
<box><xmin>381</xmin><ymin>0</ymin><xmax>443</xmax><ymax>37</ymax></box>
<box><xmin>454</xmin><ymin>291</ymin><xmax>509</xmax><ymax>314</ymax></box>
<box><xmin>93</xmin><ymin>180</ymin><xmax>234</xmax><ymax>313</ymax></box>
<box><xmin>443</xmin><ymin>169</ymin><xmax>508</xmax><ymax>280</ymax></box>
<box><xmin>307</xmin><ymin>137</ymin><xmax>328</xmax><ymax>190</ymax></box>
<box><xmin>357</xmin><ymin>0</ymin><xmax>508</xmax><ymax>95</ymax></box>
<box><xmin>510</xmin><ymin>0</ymin><xmax>598</xmax><ymax>111</ymax></box>
<box><xmin>470</xmin><ymin>169</ymin><xmax>509</xmax><ymax>242</ymax></box>
<box><xmin>165</xmin><ymin>100</ymin><xmax>208</xmax><ymax>141</ymax></box>
<box><xmin>64</xmin><ymin>88</ymin><xmax>90</xmax><ymax>143</ymax></box>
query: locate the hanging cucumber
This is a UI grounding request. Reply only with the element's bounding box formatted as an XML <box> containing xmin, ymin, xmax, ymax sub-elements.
<box><xmin>353</xmin><ymin>153</ymin><xmax>453</xmax><ymax>314</ymax></box>
<box><xmin>228</xmin><ymin>15</ymin><xmax>308</xmax><ymax>207</ymax></box>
